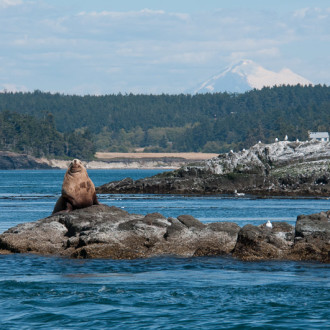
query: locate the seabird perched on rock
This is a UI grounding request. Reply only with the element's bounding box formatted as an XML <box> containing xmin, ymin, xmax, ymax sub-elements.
<box><xmin>275</xmin><ymin>138</ymin><xmax>278</xmax><ymax>142</ymax></box>
<box><xmin>284</xmin><ymin>135</ymin><xmax>288</xmax><ymax>141</ymax></box>
<box><xmin>266</xmin><ymin>220</ymin><xmax>273</xmax><ymax>229</ymax></box>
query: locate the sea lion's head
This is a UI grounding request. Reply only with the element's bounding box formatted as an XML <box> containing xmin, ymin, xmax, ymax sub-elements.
<box><xmin>68</xmin><ymin>159</ymin><xmax>85</xmax><ymax>174</ymax></box>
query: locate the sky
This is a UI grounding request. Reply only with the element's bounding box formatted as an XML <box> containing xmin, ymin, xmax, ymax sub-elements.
<box><xmin>0</xmin><ymin>0</ymin><xmax>329</xmax><ymax>95</ymax></box>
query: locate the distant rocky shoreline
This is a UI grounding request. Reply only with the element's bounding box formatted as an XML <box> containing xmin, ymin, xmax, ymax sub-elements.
<box><xmin>97</xmin><ymin>140</ymin><xmax>330</xmax><ymax>197</ymax></box>
<box><xmin>0</xmin><ymin>151</ymin><xmax>54</xmax><ymax>170</ymax></box>
<box><xmin>0</xmin><ymin>205</ymin><xmax>328</xmax><ymax>262</ymax></box>
<box><xmin>0</xmin><ymin>151</ymin><xmax>207</xmax><ymax>170</ymax></box>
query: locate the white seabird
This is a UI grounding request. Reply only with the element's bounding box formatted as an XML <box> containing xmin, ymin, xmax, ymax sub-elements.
<box><xmin>266</xmin><ymin>220</ymin><xmax>273</xmax><ymax>229</ymax></box>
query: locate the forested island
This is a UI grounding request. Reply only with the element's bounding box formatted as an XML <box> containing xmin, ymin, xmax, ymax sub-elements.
<box><xmin>0</xmin><ymin>85</ymin><xmax>329</xmax><ymax>160</ymax></box>
<box><xmin>0</xmin><ymin>111</ymin><xmax>95</xmax><ymax>160</ymax></box>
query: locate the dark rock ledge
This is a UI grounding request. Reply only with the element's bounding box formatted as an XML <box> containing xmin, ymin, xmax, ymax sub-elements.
<box><xmin>96</xmin><ymin>140</ymin><xmax>330</xmax><ymax>197</ymax></box>
<box><xmin>0</xmin><ymin>205</ymin><xmax>329</xmax><ymax>263</ymax></box>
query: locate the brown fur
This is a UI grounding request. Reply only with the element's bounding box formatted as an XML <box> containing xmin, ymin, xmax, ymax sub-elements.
<box><xmin>52</xmin><ymin>159</ymin><xmax>99</xmax><ymax>214</ymax></box>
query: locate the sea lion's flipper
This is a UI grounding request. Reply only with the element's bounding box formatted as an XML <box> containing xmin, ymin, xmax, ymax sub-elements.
<box><xmin>52</xmin><ymin>196</ymin><xmax>73</xmax><ymax>214</ymax></box>
<box><xmin>93</xmin><ymin>192</ymin><xmax>100</xmax><ymax>205</ymax></box>
<box><xmin>52</xmin><ymin>196</ymin><xmax>64</xmax><ymax>214</ymax></box>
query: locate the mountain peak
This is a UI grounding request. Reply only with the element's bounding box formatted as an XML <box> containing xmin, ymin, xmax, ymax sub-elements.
<box><xmin>190</xmin><ymin>60</ymin><xmax>312</xmax><ymax>94</ymax></box>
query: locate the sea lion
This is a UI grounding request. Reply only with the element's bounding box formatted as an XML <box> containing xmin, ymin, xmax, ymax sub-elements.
<box><xmin>52</xmin><ymin>159</ymin><xmax>99</xmax><ymax>214</ymax></box>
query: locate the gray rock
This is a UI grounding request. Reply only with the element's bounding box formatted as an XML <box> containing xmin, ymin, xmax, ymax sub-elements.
<box><xmin>98</xmin><ymin>177</ymin><xmax>134</xmax><ymax>193</ymax></box>
<box><xmin>232</xmin><ymin>222</ymin><xmax>295</xmax><ymax>261</ymax></box>
<box><xmin>0</xmin><ymin>205</ymin><xmax>239</xmax><ymax>259</ymax></box>
<box><xmin>193</xmin><ymin>222</ymin><xmax>241</xmax><ymax>257</ymax></box>
<box><xmin>232</xmin><ymin>213</ymin><xmax>330</xmax><ymax>263</ymax></box>
<box><xmin>177</xmin><ymin>215</ymin><xmax>206</xmax><ymax>229</ymax></box>
<box><xmin>289</xmin><ymin>210</ymin><xmax>330</xmax><ymax>262</ymax></box>
<box><xmin>295</xmin><ymin>211</ymin><xmax>330</xmax><ymax>240</ymax></box>
<box><xmin>0</xmin><ymin>205</ymin><xmax>328</xmax><ymax>262</ymax></box>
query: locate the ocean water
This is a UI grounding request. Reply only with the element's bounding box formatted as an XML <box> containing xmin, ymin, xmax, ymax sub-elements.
<box><xmin>0</xmin><ymin>169</ymin><xmax>329</xmax><ymax>329</ymax></box>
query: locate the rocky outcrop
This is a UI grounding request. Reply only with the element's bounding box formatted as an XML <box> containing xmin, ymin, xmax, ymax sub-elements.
<box><xmin>0</xmin><ymin>151</ymin><xmax>53</xmax><ymax>169</ymax></box>
<box><xmin>232</xmin><ymin>222</ymin><xmax>295</xmax><ymax>261</ymax></box>
<box><xmin>0</xmin><ymin>205</ymin><xmax>240</xmax><ymax>259</ymax></box>
<box><xmin>96</xmin><ymin>140</ymin><xmax>330</xmax><ymax>196</ymax></box>
<box><xmin>0</xmin><ymin>205</ymin><xmax>328</xmax><ymax>262</ymax></box>
<box><xmin>233</xmin><ymin>210</ymin><xmax>330</xmax><ymax>262</ymax></box>
<box><xmin>290</xmin><ymin>211</ymin><xmax>330</xmax><ymax>262</ymax></box>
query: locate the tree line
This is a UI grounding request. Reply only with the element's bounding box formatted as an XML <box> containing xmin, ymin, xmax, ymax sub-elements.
<box><xmin>0</xmin><ymin>84</ymin><xmax>329</xmax><ymax>156</ymax></box>
<box><xmin>0</xmin><ymin>111</ymin><xmax>95</xmax><ymax>159</ymax></box>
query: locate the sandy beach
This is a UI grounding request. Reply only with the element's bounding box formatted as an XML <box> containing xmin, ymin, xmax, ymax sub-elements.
<box><xmin>95</xmin><ymin>152</ymin><xmax>218</xmax><ymax>160</ymax></box>
<box><xmin>39</xmin><ymin>152</ymin><xmax>219</xmax><ymax>169</ymax></box>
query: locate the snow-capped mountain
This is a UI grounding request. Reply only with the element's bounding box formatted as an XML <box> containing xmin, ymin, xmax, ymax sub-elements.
<box><xmin>190</xmin><ymin>60</ymin><xmax>312</xmax><ymax>94</ymax></box>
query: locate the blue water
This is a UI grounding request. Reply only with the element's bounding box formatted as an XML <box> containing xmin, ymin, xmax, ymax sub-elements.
<box><xmin>0</xmin><ymin>170</ymin><xmax>329</xmax><ymax>329</ymax></box>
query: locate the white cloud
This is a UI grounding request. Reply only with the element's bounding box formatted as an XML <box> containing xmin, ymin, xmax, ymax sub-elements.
<box><xmin>1</xmin><ymin>83</ymin><xmax>28</xmax><ymax>93</ymax></box>
<box><xmin>78</xmin><ymin>9</ymin><xmax>164</xmax><ymax>18</ymax></box>
<box><xmin>77</xmin><ymin>8</ymin><xmax>189</xmax><ymax>21</ymax></box>
<box><xmin>0</xmin><ymin>2</ymin><xmax>329</xmax><ymax>94</ymax></box>
<box><xmin>0</xmin><ymin>0</ymin><xmax>22</xmax><ymax>8</ymax></box>
<box><xmin>255</xmin><ymin>47</ymin><xmax>281</xmax><ymax>57</ymax></box>
<box><xmin>293</xmin><ymin>7</ymin><xmax>330</xmax><ymax>19</ymax></box>
<box><xmin>154</xmin><ymin>51</ymin><xmax>214</xmax><ymax>65</ymax></box>
<box><xmin>293</xmin><ymin>7</ymin><xmax>309</xmax><ymax>18</ymax></box>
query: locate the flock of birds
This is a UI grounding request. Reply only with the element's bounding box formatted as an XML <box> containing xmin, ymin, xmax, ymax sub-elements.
<box><xmin>259</xmin><ymin>135</ymin><xmax>291</xmax><ymax>144</ymax></box>
<box><xmin>230</xmin><ymin>135</ymin><xmax>293</xmax><ymax>154</ymax></box>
